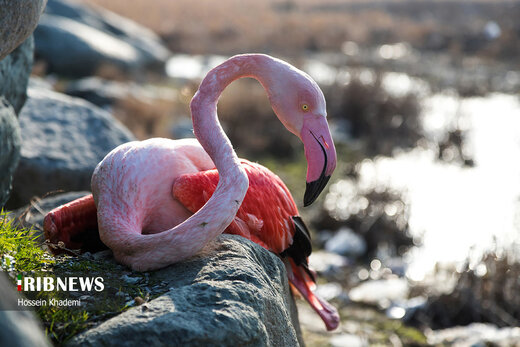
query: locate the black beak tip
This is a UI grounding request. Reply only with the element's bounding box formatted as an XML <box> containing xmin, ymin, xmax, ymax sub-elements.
<box><xmin>303</xmin><ymin>175</ymin><xmax>331</xmax><ymax>207</ymax></box>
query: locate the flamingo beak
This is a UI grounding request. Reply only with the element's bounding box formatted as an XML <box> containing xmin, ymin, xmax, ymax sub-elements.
<box><xmin>301</xmin><ymin>116</ymin><xmax>337</xmax><ymax>206</ymax></box>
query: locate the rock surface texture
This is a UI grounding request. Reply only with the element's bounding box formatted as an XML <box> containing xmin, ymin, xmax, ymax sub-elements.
<box><xmin>7</xmin><ymin>87</ymin><xmax>135</xmax><ymax>209</ymax></box>
<box><xmin>0</xmin><ymin>0</ymin><xmax>43</xmax><ymax>208</ymax></box>
<box><xmin>68</xmin><ymin>234</ymin><xmax>303</xmax><ymax>347</ymax></box>
<box><xmin>0</xmin><ymin>0</ymin><xmax>47</xmax><ymax>60</ymax></box>
<box><xmin>35</xmin><ymin>0</ymin><xmax>170</xmax><ymax>76</ymax></box>
<box><xmin>0</xmin><ymin>100</ymin><xmax>22</xmax><ymax>208</ymax></box>
<box><xmin>0</xmin><ymin>37</ymin><xmax>35</xmax><ymax>115</ymax></box>
<box><xmin>0</xmin><ymin>37</ymin><xmax>35</xmax><ymax>207</ymax></box>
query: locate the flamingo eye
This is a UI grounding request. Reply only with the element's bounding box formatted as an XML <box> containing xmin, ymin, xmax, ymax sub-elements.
<box><xmin>301</xmin><ymin>104</ymin><xmax>309</xmax><ymax>112</ymax></box>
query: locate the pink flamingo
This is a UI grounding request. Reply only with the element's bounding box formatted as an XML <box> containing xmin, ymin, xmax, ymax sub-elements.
<box><xmin>44</xmin><ymin>54</ymin><xmax>338</xmax><ymax>329</ymax></box>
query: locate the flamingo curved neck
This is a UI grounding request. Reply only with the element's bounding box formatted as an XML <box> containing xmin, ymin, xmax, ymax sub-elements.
<box><xmin>171</xmin><ymin>54</ymin><xmax>280</xmax><ymax>255</ymax></box>
<box><xmin>98</xmin><ymin>55</ymin><xmax>282</xmax><ymax>271</ymax></box>
<box><xmin>190</xmin><ymin>54</ymin><xmax>272</xmax><ymax>177</ymax></box>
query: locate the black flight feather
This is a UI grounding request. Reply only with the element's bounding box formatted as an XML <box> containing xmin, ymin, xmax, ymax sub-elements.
<box><xmin>280</xmin><ymin>216</ymin><xmax>315</xmax><ymax>282</ymax></box>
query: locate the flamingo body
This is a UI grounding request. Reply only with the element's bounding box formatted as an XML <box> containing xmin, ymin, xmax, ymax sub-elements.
<box><xmin>43</xmin><ymin>54</ymin><xmax>340</xmax><ymax>330</ymax></box>
<box><xmin>45</xmin><ymin>158</ymin><xmax>338</xmax><ymax>330</ymax></box>
<box><xmin>174</xmin><ymin>160</ymin><xmax>297</xmax><ymax>254</ymax></box>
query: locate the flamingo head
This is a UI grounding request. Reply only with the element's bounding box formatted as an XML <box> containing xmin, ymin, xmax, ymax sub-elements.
<box><xmin>265</xmin><ymin>60</ymin><xmax>337</xmax><ymax>206</ymax></box>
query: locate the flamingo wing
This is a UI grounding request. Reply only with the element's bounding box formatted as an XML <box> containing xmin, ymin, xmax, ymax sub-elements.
<box><xmin>172</xmin><ymin>159</ymin><xmax>310</xmax><ymax>257</ymax></box>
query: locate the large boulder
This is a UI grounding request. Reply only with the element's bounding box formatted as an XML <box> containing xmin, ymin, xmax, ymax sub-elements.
<box><xmin>64</xmin><ymin>76</ymin><xmax>177</xmax><ymax>109</ymax></box>
<box><xmin>0</xmin><ymin>36</ymin><xmax>34</xmax><ymax>114</ymax></box>
<box><xmin>45</xmin><ymin>0</ymin><xmax>170</xmax><ymax>64</ymax></box>
<box><xmin>65</xmin><ymin>77</ymin><xmax>132</xmax><ymax>108</ymax></box>
<box><xmin>0</xmin><ymin>15</ymin><xmax>39</xmax><ymax>208</ymax></box>
<box><xmin>68</xmin><ymin>234</ymin><xmax>303</xmax><ymax>347</ymax></box>
<box><xmin>6</xmin><ymin>87</ymin><xmax>135</xmax><ymax>209</ymax></box>
<box><xmin>34</xmin><ymin>0</ymin><xmax>171</xmax><ymax>77</ymax></box>
<box><xmin>34</xmin><ymin>14</ymin><xmax>141</xmax><ymax>77</ymax></box>
<box><xmin>0</xmin><ymin>0</ymin><xmax>47</xmax><ymax>60</ymax></box>
<box><xmin>0</xmin><ymin>99</ymin><xmax>22</xmax><ymax>208</ymax></box>
<box><xmin>0</xmin><ymin>273</ymin><xmax>51</xmax><ymax>347</ymax></box>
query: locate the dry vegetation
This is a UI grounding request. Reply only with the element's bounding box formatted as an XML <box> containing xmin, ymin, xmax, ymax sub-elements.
<box><xmin>410</xmin><ymin>251</ymin><xmax>520</xmax><ymax>329</ymax></box>
<box><xmin>325</xmin><ymin>74</ymin><xmax>422</xmax><ymax>156</ymax></box>
<box><xmin>83</xmin><ymin>0</ymin><xmax>520</xmax><ymax>63</ymax></box>
<box><xmin>82</xmin><ymin>0</ymin><xmax>382</xmax><ymax>54</ymax></box>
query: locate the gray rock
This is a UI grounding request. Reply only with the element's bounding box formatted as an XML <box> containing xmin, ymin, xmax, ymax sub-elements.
<box><xmin>0</xmin><ymin>33</ymin><xmax>35</xmax><ymax>207</ymax></box>
<box><xmin>34</xmin><ymin>0</ymin><xmax>170</xmax><ymax>77</ymax></box>
<box><xmin>65</xmin><ymin>77</ymin><xmax>130</xmax><ymax>107</ymax></box>
<box><xmin>0</xmin><ymin>99</ymin><xmax>21</xmax><ymax>208</ymax></box>
<box><xmin>0</xmin><ymin>36</ymin><xmax>34</xmax><ymax>114</ymax></box>
<box><xmin>92</xmin><ymin>249</ymin><xmax>113</xmax><ymax>260</ymax></box>
<box><xmin>46</xmin><ymin>0</ymin><xmax>170</xmax><ymax>64</ymax></box>
<box><xmin>64</xmin><ymin>77</ymin><xmax>177</xmax><ymax>108</ymax></box>
<box><xmin>120</xmin><ymin>274</ymin><xmax>140</xmax><ymax>285</ymax></box>
<box><xmin>0</xmin><ymin>272</ymin><xmax>51</xmax><ymax>347</ymax></box>
<box><xmin>68</xmin><ymin>234</ymin><xmax>303</xmax><ymax>347</ymax></box>
<box><xmin>7</xmin><ymin>87</ymin><xmax>135</xmax><ymax>209</ymax></box>
<box><xmin>0</xmin><ymin>0</ymin><xmax>47</xmax><ymax>60</ymax></box>
<box><xmin>35</xmin><ymin>14</ymin><xmax>141</xmax><ymax>77</ymax></box>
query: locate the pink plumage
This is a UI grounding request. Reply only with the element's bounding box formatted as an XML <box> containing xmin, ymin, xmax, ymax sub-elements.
<box><xmin>173</xmin><ymin>159</ymin><xmax>338</xmax><ymax>330</ymax></box>
<box><xmin>43</xmin><ymin>54</ymin><xmax>339</xmax><ymax>330</ymax></box>
<box><xmin>173</xmin><ymin>159</ymin><xmax>296</xmax><ymax>253</ymax></box>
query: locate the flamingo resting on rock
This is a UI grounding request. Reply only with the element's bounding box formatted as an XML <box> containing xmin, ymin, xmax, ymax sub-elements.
<box><xmin>43</xmin><ymin>54</ymin><xmax>339</xmax><ymax>330</ymax></box>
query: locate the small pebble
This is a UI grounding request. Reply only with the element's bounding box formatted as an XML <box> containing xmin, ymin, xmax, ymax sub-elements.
<box><xmin>93</xmin><ymin>250</ymin><xmax>113</xmax><ymax>260</ymax></box>
<box><xmin>121</xmin><ymin>274</ymin><xmax>141</xmax><ymax>284</ymax></box>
